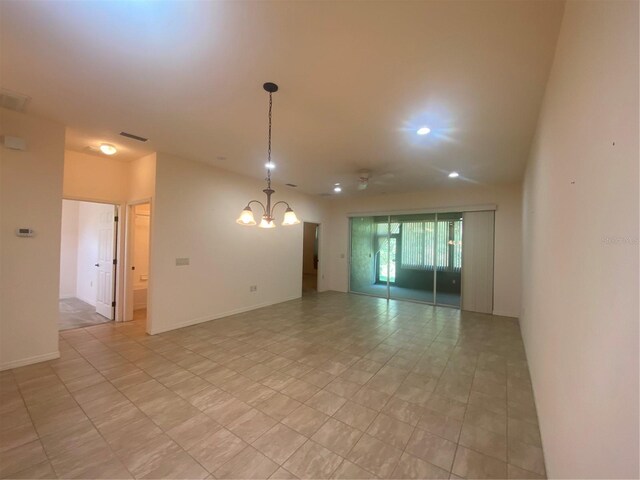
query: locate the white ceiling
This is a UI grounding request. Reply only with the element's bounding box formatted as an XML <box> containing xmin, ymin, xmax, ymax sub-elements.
<box><xmin>1</xmin><ymin>0</ymin><xmax>564</xmax><ymax>196</ymax></box>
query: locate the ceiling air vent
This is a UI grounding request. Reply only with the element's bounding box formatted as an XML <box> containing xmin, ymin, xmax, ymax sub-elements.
<box><xmin>0</xmin><ymin>89</ymin><xmax>30</xmax><ymax>112</ymax></box>
<box><xmin>285</xmin><ymin>183</ymin><xmax>298</xmax><ymax>188</ymax></box>
<box><xmin>119</xmin><ymin>131</ymin><xmax>148</xmax><ymax>142</ymax></box>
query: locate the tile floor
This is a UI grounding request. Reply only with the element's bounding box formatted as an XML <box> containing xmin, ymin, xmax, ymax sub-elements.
<box><xmin>59</xmin><ymin>298</ymin><xmax>112</xmax><ymax>331</ymax></box>
<box><xmin>0</xmin><ymin>292</ymin><xmax>545</xmax><ymax>479</ymax></box>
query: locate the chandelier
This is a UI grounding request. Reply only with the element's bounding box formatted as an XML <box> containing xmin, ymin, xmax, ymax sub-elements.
<box><xmin>236</xmin><ymin>82</ymin><xmax>300</xmax><ymax>229</ymax></box>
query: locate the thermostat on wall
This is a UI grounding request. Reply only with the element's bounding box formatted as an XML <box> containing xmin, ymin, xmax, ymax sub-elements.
<box><xmin>16</xmin><ymin>228</ymin><xmax>34</xmax><ymax>237</ymax></box>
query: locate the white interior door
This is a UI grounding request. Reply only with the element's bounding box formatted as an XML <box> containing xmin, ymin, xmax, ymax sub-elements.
<box><xmin>461</xmin><ymin>210</ymin><xmax>495</xmax><ymax>314</ymax></box>
<box><xmin>96</xmin><ymin>206</ymin><xmax>116</xmax><ymax>319</ymax></box>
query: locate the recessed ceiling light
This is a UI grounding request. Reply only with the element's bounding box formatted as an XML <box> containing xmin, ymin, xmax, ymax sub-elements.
<box><xmin>417</xmin><ymin>127</ymin><xmax>431</xmax><ymax>136</ymax></box>
<box><xmin>448</xmin><ymin>171</ymin><xmax>459</xmax><ymax>178</ymax></box>
<box><xmin>265</xmin><ymin>162</ymin><xmax>275</xmax><ymax>169</ymax></box>
<box><xmin>99</xmin><ymin>143</ymin><xmax>117</xmax><ymax>155</ymax></box>
<box><xmin>334</xmin><ymin>186</ymin><xmax>342</xmax><ymax>193</ymax></box>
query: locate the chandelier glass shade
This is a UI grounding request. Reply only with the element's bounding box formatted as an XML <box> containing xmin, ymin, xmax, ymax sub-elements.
<box><xmin>236</xmin><ymin>82</ymin><xmax>300</xmax><ymax>229</ymax></box>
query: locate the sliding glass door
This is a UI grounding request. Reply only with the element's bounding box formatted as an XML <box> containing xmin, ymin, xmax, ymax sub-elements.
<box><xmin>349</xmin><ymin>212</ymin><xmax>463</xmax><ymax>308</ymax></box>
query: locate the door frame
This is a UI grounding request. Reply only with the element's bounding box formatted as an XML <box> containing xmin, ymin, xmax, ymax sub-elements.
<box><xmin>301</xmin><ymin>221</ymin><xmax>321</xmax><ymax>293</ymax></box>
<box><xmin>124</xmin><ymin>198</ymin><xmax>153</xmax><ymax>328</ymax></box>
<box><xmin>61</xmin><ymin>196</ymin><xmax>123</xmax><ymax>322</ymax></box>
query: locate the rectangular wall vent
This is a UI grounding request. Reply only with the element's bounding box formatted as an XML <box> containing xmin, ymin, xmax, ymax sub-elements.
<box><xmin>0</xmin><ymin>89</ymin><xmax>30</xmax><ymax>112</ymax></box>
<box><xmin>119</xmin><ymin>131</ymin><xmax>148</xmax><ymax>142</ymax></box>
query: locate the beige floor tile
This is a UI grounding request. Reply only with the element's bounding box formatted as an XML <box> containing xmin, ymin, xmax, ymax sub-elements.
<box><xmin>347</xmin><ymin>434</ymin><xmax>402</xmax><ymax>478</ymax></box>
<box><xmin>2</xmin><ymin>293</ymin><xmax>545</xmax><ymax>480</ymax></box>
<box><xmin>141</xmin><ymin>448</ymin><xmax>208</xmax><ymax>479</ymax></box>
<box><xmin>280</xmin><ymin>379</ymin><xmax>320</xmax><ymax>403</ymax></box>
<box><xmin>49</xmin><ymin>434</ymin><xmax>124</xmax><ymax>479</ymax></box>
<box><xmin>114</xmin><ymin>433</ymin><xmax>180</xmax><ymax>477</ymax></box>
<box><xmin>507</xmin><ymin>463</ymin><xmax>546</xmax><ymax>479</ymax></box>
<box><xmin>425</xmin><ymin>394</ymin><xmax>467</xmax><ymax>421</ymax></box>
<box><xmin>452</xmin><ymin>445</ymin><xmax>507</xmax><ymax>479</ymax></box>
<box><xmin>282</xmin><ymin>404</ymin><xmax>329</xmax><ymax>436</ymax></box>
<box><xmin>270</xmin><ymin>467</ymin><xmax>299</xmax><ymax>479</ymax></box>
<box><xmin>508</xmin><ymin>417</ymin><xmax>542</xmax><ymax>447</ymax></box>
<box><xmin>417</xmin><ymin>409</ymin><xmax>463</xmax><ymax>442</ymax></box>
<box><xmin>166</xmin><ymin>413</ymin><xmax>222</xmax><ymax>450</ymax></box>
<box><xmin>205</xmin><ymin>395</ymin><xmax>253</xmax><ymax>426</ymax></box>
<box><xmin>214</xmin><ymin>446</ymin><xmax>279</xmax><ymax>479</ymax></box>
<box><xmin>256</xmin><ymin>392</ymin><xmax>301</xmax><ymax>421</ymax></box>
<box><xmin>6</xmin><ymin>460</ymin><xmax>57</xmax><ymax>479</ymax></box>
<box><xmin>325</xmin><ymin>378</ymin><xmax>362</xmax><ymax>399</ymax></box>
<box><xmin>366</xmin><ymin>413</ymin><xmax>414</xmax><ymax>449</ymax></box>
<box><xmin>0</xmin><ymin>406</ymin><xmax>31</xmax><ymax>432</ymax></box>
<box><xmin>330</xmin><ymin>459</ymin><xmax>376</xmax><ymax>479</ymax></box>
<box><xmin>227</xmin><ymin>408</ymin><xmax>278</xmax><ymax>443</ymax></box>
<box><xmin>0</xmin><ymin>422</ymin><xmax>38</xmax><ymax>453</ymax></box>
<box><xmin>405</xmin><ymin>428</ymin><xmax>457</xmax><ymax>472</ymax></box>
<box><xmin>339</xmin><ymin>369</ymin><xmax>374</xmax><ymax>387</ymax></box>
<box><xmin>508</xmin><ymin>439</ymin><xmax>546</xmax><ymax>476</ymax></box>
<box><xmin>252</xmin><ymin>423</ymin><xmax>307</xmax><ymax>464</ymax></box>
<box><xmin>170</xmin><ymin>376</ymin><xmax>213</xmax><ymax>400</ymax></box>
<box><xmin>464</xmin><ymin>404</ymin><xmax>507</xmax><ymax>436</ymax></box>
<box><xmin>188</xmin><ymin>428</ymin><xmax>247</xmax><ymax>473</ymax></box>
<box><xmin>468</xmin><ymin>390</ymin><xmax>507</xmax><ymax>416</ymax></box>
<box><xmin>39</xmin><ymin>418</ymin><xmax>101</xmax><ymax>458</ymax></box>
<box><xmin>390</xmin><ymin>452</ymin><xmax>449</xmax><ymax>479</ymax></box>
<box><xmin>381</xmin><ymin>396</ymin><xmax>425</xmax><ymax>426</ymax></box>
<box><xmin>284</xmin><ymin>440</ymin><xmax>344</xmax><ymax>479</ymax></box>
<box><xmin>333</xmin><ymin>401</ymin><xmax>378</xmax><ymax>431</ymax></box>
<box><xmin>312</xmin><ymin>418</ymin><xmax>363</xmax><ymax>456</ymax></box>
<box><xmin>459</xmin><ymin>423</ymin><xmax>507</xmax><ymax>461</ymax></box>
<box><xmin>306</xmin><ymin>390</ymin><xmax>347</xmax><ymax>416</ymax></box>
<box><xmin>0</xmin><ymin>440</ymin><xmax>48</xmax><ymax>478</ymax></box>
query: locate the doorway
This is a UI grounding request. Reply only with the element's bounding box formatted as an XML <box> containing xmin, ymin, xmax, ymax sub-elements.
<box><xmin>59</xmin><ymin>199</ymin><xmax>118</xmax><ymax>330</ymax></box>
<box><xmin>125</xmin><ymin>202</ymin><xmax>150</xmax><ymax>324</ymax></box>
<box><xmin>302</xmin><ymin>222</ymin><xmax>319</xmax><ymax>294</ymax></box>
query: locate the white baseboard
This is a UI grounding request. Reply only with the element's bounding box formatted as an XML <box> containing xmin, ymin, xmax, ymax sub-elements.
<box><xmin>492</xmin><ymin>310</ymin><xmax>519</xmax><ymax>319</ymax></box>
<box><xmin>148</xmin><ymin>295</ymin><xmax>301</xmax><ymax>335</ymax></box>
<box><xmin>59</xmin><ymin>294</ymin><xmax>75</xmax><ymax>300</ymax></box>
<box><xmin>0</xmin><ymin>351</ymin><xmax>60</xmax><ymax>371</ymax></box>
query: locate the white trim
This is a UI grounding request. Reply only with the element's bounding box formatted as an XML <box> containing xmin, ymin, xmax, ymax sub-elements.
<box><xmin>1</xmin><ymin>351</ymin><xmax>60</xmax><ymax>371</ymax></box>
<box><xmin>346</xmin><ymin>204</ymin><xmax>497</xmax><ymax>218</ymax></box>
<box><xmin>147</xmin><ymin>295</ymin><xmax>301</xmax><ymax>335</ymax></box>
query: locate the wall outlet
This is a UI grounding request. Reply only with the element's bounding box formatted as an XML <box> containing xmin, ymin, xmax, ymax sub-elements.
<box><xmin>249</xmin><ymin>285</ymin><xmax>257</xmax><ymax>292</ymax></box>
<box><xmin>175</xmin><ymin>257</ymin><xmax>190</xmax><ymax>266</ymax></box>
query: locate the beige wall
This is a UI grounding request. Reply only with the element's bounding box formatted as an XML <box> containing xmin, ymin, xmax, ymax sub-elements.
<box><xmin>63</xmin><ymin>150</ymin><xmax>130</xmax><ymax>204</ymax></box>
<box><xmin>521</xmin><ymin>1</ymin><xmax>639</xmax><ymax>478</ymax></box>
<box><xmin>1</xmin><ymin>110</ymin><xmax>65</xmax><ymax>370</ymax></box>
<box><xmin>148</xmin><ymin>153</ymin><xmax>328</xmax><ymax>334</ymax></box>
<box><xmin>326</xmin><ymin>183</ymin><xmax>522</xmax><ymax>317</ymax></box>
<box><xmin>63</xmin><ymin>150</ymin><xmax>156</xmax><ymax>323</ymax></box>
<box><xmin>59</xmin><ymin>199</ymin><xmax>79</xmax><ymax>298</ymax></box>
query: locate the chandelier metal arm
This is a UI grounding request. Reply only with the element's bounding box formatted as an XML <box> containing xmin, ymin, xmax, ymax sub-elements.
<box><xmin>246</xmin><ymin>200</ymin><xmax>267</xmax><ymax>215</ymax></box>
<box><xmin>270</xmin><ymin>200</ymin><xmax>292</xmax><ymax>214</ymax></box>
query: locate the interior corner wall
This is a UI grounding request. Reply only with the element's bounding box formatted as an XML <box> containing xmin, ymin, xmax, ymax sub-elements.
<box><xmin>521</xmin><ymin>1</ymin><xmax>639</xmax><ymax>478</ymax></box>
<box><xmin>1</xmin><ymin>110</ymin><xmax>65</xmax><ymax>370</ymax></box>
<box><xmin>59</xmin><ymin>200</ymin><xmax>79</xmax><ymax>298</ymax></box>
<box><xmin>326</xmin><ymin>183</ymin><xmax>522</xmax><ymax>317</ymax></box>
<box><xmin>147</xmin><ymin>153</ymin><xmax>328</xmax><ymax>335</ymax></box>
